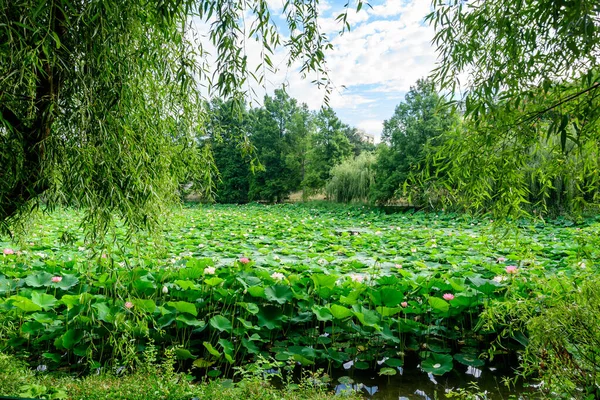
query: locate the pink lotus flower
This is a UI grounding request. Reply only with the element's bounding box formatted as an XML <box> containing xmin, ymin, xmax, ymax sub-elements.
<box><xmin>443</xmin><ymin>293</ymin><xmax>454</xmax><ymax>301</ymax></box>
<box><xmin>124</xmin><ymin>301</ymin><xmax>134</xmax><ymax>309</ymax></box>
<box><xmin>401</xmin><ymin>301</ymin><xmax>408</xmax><ymax>308</ymax></box>
<box><xmin>497</xmin><ymin>257</ymin><xmax>507</xmax><ymax>263</ymax></box>
<box><xmin>51</xmin><ymin>276</ymin><xmax>62</xmax><ymax>283</ymax></box>
<box><xmin>350</xmin><ymin>273</ymin><xmax>364</xmax><ymax>283</ymax></box>
<box><xmin>239</xmin><ymin>257</ymin><xmax>250</xmax><ymax>264</ymax></box>
<box><xmin>394</xmin><ymin>264</ymin><xmax>402</xmax><ymax>269</ymax></box>
<box><xmin>506</xmin><ymin>265</ymin><xmax>518</xmax><ymax>274</ymax></box>
<box><xmin>204</xmin><ymin>266</ymin><xmax>216</xmax><ymax>275</ymax></box>
<box><xmin>3</xmin><ymin>248</ymin><xmax>14</xmax><ymax>255</ymax></box>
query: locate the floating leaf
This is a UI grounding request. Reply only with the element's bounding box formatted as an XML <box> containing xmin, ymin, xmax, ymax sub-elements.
<box><xmin>379</xmin><ymin>367</ymin><xmax>397</xmax><ymax>376</ymax></box>
<box><xmin>454</xmin><ymin>352</ymin><xmax>485</xmax><ymax>367</ymax></box>
<box><xmin>421</xmin><ymin>353</ymin><xmax>453</xmax><ymax>375</ymax></box>
<box><xmin>384</xmin><ymin>358</ymin><xmax>404</xmax><ymax>367</ymax></box>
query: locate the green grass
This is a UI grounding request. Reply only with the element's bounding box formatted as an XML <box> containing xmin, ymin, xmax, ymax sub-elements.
<box><xmin>0</xmin><ymin>352</ymin><xmax>360</xmax><ymax>400</ymax></box>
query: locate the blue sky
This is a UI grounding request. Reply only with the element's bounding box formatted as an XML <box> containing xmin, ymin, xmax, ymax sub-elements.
<box><xmin>263</xmin><ymin>0</ymin><xmax>438</xmax><ymax>141</ymax></box>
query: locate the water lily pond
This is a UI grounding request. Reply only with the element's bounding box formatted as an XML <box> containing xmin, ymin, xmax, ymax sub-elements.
<box><xmin>0</xmin><ymin>203</ymin><xmax>597</xmax><ymax>397</ymax></box>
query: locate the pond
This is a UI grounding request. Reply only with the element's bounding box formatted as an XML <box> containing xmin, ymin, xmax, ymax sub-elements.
<box><xmin>329</xmin><ymin>363</ymin><xmax>530</xmax><ymax>399</ymax></box>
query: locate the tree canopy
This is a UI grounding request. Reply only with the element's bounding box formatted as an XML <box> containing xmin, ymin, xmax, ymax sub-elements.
<box><xmin>0</xmin><ymin>0</ymin><xmax>338</xmax><ymax>237</ymax></box>
<box><xmin>424</xmin><ymin>0</ymin><xmax>600</xmax><ymax>216</ymax></box>
<box><xmin>371</xmin><ymin>79</ymin><xmax>457</xmax><ymax>204</ymax></box>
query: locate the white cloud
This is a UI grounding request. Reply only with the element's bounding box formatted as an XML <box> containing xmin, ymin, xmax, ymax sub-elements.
<box><xmin>189</xmin><ymin>0</ymin><xmax>437</xmax><ymax>140</ymax></box>
<box><xmin>357</xmin><ymin>119</ymin><xmax>383</xmax><ymax>138</ymax></box>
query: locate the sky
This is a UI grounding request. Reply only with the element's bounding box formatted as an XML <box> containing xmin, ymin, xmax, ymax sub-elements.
<box><xmin>194</xmin><ymin>0</ymin><xmax>438</xmax><ymax>142</ymax></box>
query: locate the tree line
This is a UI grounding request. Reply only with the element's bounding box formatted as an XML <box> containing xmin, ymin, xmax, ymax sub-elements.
<box><xmin>201</xmin><ymin>89</ymin><xmax>375</xmax><ymax>204</ymax></box>
<box><xmin>207</xmin><ymin>75</ymin><xmax>600</xmax><ymax>218</ymax></box>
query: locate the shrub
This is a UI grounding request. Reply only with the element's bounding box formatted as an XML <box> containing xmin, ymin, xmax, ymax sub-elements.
<box><xmin>326</xmin><ymin>153</ymin><xmax>375</xmax><ymax>203</ymax></box>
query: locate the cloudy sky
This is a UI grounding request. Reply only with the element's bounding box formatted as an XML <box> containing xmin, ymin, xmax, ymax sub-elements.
<box><xmin>195</xmin><ymin>0</ymin><xmax>438</xmax><ymax>142</ymax></box>
<box><xmin>267</xmin><ymin>0</ymin><xmax>437</xmax><ymax>141</ymax></box>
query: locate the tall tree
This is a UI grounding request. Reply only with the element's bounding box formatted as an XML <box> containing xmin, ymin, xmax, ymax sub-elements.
<box><xmin>371</xmin><ymin>79</ymin><xmax>457</xmax><ymax>203</ymax></box>
<box><xmin>0</xmin><ymin>0</ymin><xmax>339</xmax><ymax>236</ymax></box>
<box><xmin>205</xmin><ymin>99</ymin><xmax>251</xmax><ymax>204</ymax></box>
<box><xmin>248</xmin><ymin>89</ymin><xmax>300</xmax><ymax>202</ymax></box>
<box><xmin>303</xmin><ymin>107</ymin><xmax>353</xmax><ymax>192</ymax></box>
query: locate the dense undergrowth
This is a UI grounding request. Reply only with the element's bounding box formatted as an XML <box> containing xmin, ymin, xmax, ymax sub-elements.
<box><xmin>0</xmin><ymin>203</ymin><xmax>598</xmax><ymax>397</ymax></box>
<box><xmin>0</xmin><ymin>351</ymin><xmax>359</xmax><ymax>400</ymax></box>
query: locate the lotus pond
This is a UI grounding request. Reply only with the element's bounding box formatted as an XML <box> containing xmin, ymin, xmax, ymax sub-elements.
<box><xmin>0</xmin><ymin>203</ymin><xmax>598</xmax><ymax>397</ymax></box>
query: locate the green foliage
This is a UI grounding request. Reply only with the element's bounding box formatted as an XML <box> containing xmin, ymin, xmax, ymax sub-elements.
<box><xmin>371</xmin><ymin>79</ymin><xmax>457</xmax><ymax>204</ymax></box>
<box><xmin>0</xmin><ymin>353</ymin><xmax>358</xmax><ymax>400</ymax></box>
<box><xmin>0</xmin><ymin>0</ymin><xmax>345</xmax><ymax>236</ymax></box>
<box><xmin>303</xmin><ymin>108</ymin><xmax>353</xmax><ymax>192</ymax></box>
<box><xmin>524</xmin><ymin>280</ymin><xmax>600</xmax><ymax>398</ymax></box>
<box><xmin>1</xmin><ymin>204</ymin><xmax>597</xmax><ymax>382</ymax></box>
<box><xmin>426</xmin><ymin>0</ymin><xmax>600</xmax><ymax>217</ymax></box>
<box><xmin>248</xmin><ymin>90</ymin><xmax>311</xmax><ymax>202</ymax></box>
<box><xmin>326</xmin><ymin>152</ymin><xmax>376</xmax><ymax>203</ymax></box>
<box><xmin>205</xmin><ymin>99</ymin><xmax>252</xmax><ymax>204</ymax></box>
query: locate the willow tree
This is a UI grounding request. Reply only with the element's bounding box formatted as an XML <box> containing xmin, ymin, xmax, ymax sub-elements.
<box><xmin>424</xmin><ymin>0</ymin><xmax>600</xmax><ymax>216</ymax></box>
<box><xmin>0</xmin><ymin>0</ymin><xmax>343</xmax><ymax>236</ymax></box>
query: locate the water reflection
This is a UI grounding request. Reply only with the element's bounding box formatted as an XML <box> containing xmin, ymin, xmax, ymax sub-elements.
<box><xmin>328</xmin><ymin>358</ymin><xmax>530</xmax><ymax>399</ymax></box>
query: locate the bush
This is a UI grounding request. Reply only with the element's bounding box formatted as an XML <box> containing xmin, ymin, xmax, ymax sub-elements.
<box><xmin>524</xmin><ymin>280</ymin><xmax>600</xmax><ymax>399</ymax></box>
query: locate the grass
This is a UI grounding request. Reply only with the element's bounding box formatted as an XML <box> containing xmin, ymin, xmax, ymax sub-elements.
<box><xmin>0</xmin><ymin>352</ymin><xmax>361</xmax><ymax>400</ymax></box>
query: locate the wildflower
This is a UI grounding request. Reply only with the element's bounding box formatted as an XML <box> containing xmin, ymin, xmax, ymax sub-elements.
<box><xmin>271</xmin><ymin>272</ymin><xmax>285</xmax><ymax>281</ymax></box>
<box><xmin>3</xmin><ymin>248</ymin><xmax>14</xmax><ymax>255</ymax></box>
<box><xmin>350</xmin><ymin>273</ymin><xmax>364</xmax><ymax>283</ymax></box>
<box><xmin>204</xmin><ymin>266</ymin><xmax>216</xmax><ymax>275</ymax></box>
<box><xmin>394</xmin><ymin>264</ymin><xmax>402</xmax><ymax>269</ymax></box>
<box><xmin>239</xmin><ymin>257</ymin><xmax>250</xmax><ymax>264</ymax></box>
<box><xmin>124</xmin><ymin>301</ymin><xmax>134</xmax><ymax>309</ymax></box>
<box><xmin>401</xmin><ymin>301</ymin><xmax>408</xmax><ymax>308</ymax></box>
<box><xmin>497</xmin><ymin>257</ymin><xmax>507</xmax><ymax>263</ymax></box>
<box><xmin>443</xmin><ymin>293</ymin><xmax>454</xmax><ymax>301</ymax></box>
<box><xmin>162</xmin><ymin>285</ymin><xmax>169</xmax><ymax>294</ymax></box>
<box><xmin>51</xmin><ymin>276</ymin><xmax>63</xmax><ymax>283</ymax></box>
<box><xmin>505</xmin><ymin>265</ymin><xmax>518</xmax><ymax>274</ymax></box>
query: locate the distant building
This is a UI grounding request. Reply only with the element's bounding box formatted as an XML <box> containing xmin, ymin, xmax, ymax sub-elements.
<box><xmin>357</xmin><ymin>129</ymin><xmax>374</xmax><ymax>144</ymax></box>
